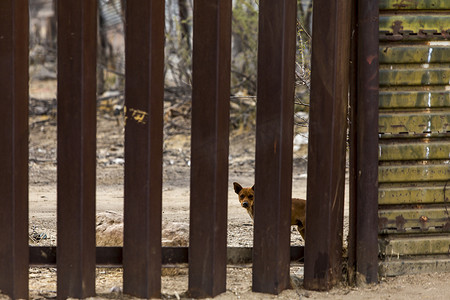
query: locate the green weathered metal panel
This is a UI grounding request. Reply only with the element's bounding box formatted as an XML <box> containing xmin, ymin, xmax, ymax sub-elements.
<box><xmin>379</xmin><ymin>111</ymin><xmax>450</xmax><ymax>134</ymax></box>
<box><xmin>380</xmin><ymin>15</ymin><xmax>450</xmax><ymax>34</ymax></box>
<box><xmin>380</xmin><ymin>0</ymin><xmax>450</xmax><ymax>10</ymax></box>
<box><xmin>379</xmin><ymin>208</ymin><xmax>450</xmax><ymax>233</ymax></box>
<box><xmin>380</xmin><ymin>45</ymin><xmax>450</xmax><ymax>64</ymax></box>
<box><xmin>379</xmin><ymin>67</ymin><xmax>450</xmax><ymax>86</ymax></box>
<box><xmin>379</xmin><ymin>91</ymin><xmax>450</xmax><ymax>109</ymax></box>
<box><xmin>380</xmin><ymin>132</ymin><xmax>450</xmax><ymax>139</ymax></box>
<box><xmin>378</xmin><ymin>1</ymin><xmax>450</xmax><ymax>267</ymax></box>
<box><xmin>379</xmin><ymin>236</ymin><xmax>450</xmax><ymax>256</ymax></box>
<box><xmin>379</xmin><ymin>183</ymin><xmax>449</xmax><ymax>204</ymax></box>
<box><xmin>379</xmin><ymin>258</ymin><xmax>450</xmax><ymax>277</ymax></box>
<box><xmin>379</xmin><ymin>141</ymin><xmax>450</xmax><ymax>160</ymax></box>
<box><xmin>379</xmin><ymin>163</ymin><xmax>450</xmax><ymax>182</ymax></box>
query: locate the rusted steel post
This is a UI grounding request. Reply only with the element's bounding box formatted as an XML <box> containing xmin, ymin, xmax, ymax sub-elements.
<box><xmin>348</xmin><ymin>0</ymin><xmax>379</xmax><ymax>285</ymax></box>
<box><xmin>0</xmin><ymin>1</ymin><xmax>29</xmax><ymax>298</ymax></box>
<box><xmin>57</xmin><ymin>0</ymin><xmax>97</xmax><ymax>298</ymax></box>
<box><xmin>122</xmin><ymin>0</ymin><xmax>165</xmax><ymax>298</ymax></box>
<box><xmin>304</xmin><ymin>0</ymin><xmax>352</xmax><ymax>291</ymax></box>
<box><xmin>252</xmin><ymin>0</ymin><xmax>297</xmax><ymax>294</ymax></box>
<box><xmin>347</xmin><ymin>0</ymin><xmax>358</xmax><ymax>287</ymax></box>
<box><xmin>188</xmin><ymin>0</ymin><xmax>232</xmax><ymax>297</ymax></box>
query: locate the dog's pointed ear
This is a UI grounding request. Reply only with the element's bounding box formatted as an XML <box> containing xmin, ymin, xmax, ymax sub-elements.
<box><xmin>251</xmin><ymin>185</ymin><xmax>254</xmax><ymax>191</ymax></box>
<box><xmin>233</xmin><ymin>182</ymin><xmax>242</xmax><ymax>194</ymax></box>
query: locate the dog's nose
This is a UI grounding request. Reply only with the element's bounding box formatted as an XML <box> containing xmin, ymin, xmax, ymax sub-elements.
<box><xmin>242</xmin><ymin>202</ymin><xmax>249</xmax><ymax>208</ymax></box>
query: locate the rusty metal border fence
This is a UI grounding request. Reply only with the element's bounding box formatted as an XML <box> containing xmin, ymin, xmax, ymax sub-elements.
<box><xmin>122</xmin><ymin>0</ymin><xmax>165</xmax><ymax>298</ymax></box>
<box><xmin>0</xmin><ymin>0</ymin><xmax>381</xmax><ymax>298</ymax></box>
<box><xmin>304</xmin><ymin>0</ymin><xmax>353</xmax><ymax>291</ymax></box>
<box><xmin>253</xmin><ymin>0</ymin><xmax>297</xmax><ymax>294</ymax></box>
<box><xmin>0</xmin><ymin>0</ymin><xmax>29</xmax><ymax>298</ymax></box>
<box><xmin>56</xmin><ymin>1</ymin><xmax>98</xmax><ymax>298</ymax></box>
<box><xmin>188</xmin><ymin>0</ymin><xmax>232</xmax><ymax>297</ymax></box>
<box><xmin>348</xmin><ymin>0</ymin><xmax>380</xmax><ymax>286</ymax></box>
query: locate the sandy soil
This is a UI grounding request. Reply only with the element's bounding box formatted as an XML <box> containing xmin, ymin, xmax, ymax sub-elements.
<box><xmin>3</xmin><ymin>79</ymin><xmax>449</xmax><ymax>299</ymax></box>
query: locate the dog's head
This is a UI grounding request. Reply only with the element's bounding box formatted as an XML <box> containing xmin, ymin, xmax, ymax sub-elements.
<box><xmin>233</xmin><ymin>182</ymin><xmax>255</xmax><ymax>219</ymax></box>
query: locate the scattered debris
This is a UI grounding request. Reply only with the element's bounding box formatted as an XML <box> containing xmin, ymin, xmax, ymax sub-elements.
<box><xmin>29</xmin><ymin>226</ymin><xmax>48</xmax><ymax>243</ymax></box>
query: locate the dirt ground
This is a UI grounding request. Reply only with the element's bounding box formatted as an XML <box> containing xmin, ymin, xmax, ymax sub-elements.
<box><xmin>3</xmin><ymin>79</ymin><xmax>449</xmax><ymax>299</ymax></box>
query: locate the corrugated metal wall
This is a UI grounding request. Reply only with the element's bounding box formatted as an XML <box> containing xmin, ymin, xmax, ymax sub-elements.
<box><xmin>378</xmin><ymin>0</ymin><xmax>450</xmax><ymax>276</ymax></box>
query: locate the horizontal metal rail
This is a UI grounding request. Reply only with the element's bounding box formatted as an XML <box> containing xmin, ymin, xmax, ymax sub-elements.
<box><xmin>29</xmin><ymin>246</ymin><xmax>305</xmax><ymax>266</ymax></box>
<box><xmin>379</xmin><ymin>0</ymin><xmax>450</xmax><ymax>10</ymax></box>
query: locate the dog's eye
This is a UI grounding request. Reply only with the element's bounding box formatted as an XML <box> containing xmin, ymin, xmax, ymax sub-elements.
<box><xmin>240</xmin><ymin>195</ymin><xmax>244</xmax><ymax>199</ymax></box>
<box><xmin>248</xmin><ymin>195</ymin><xmax>253</xmax><ymax>199</ymax></box>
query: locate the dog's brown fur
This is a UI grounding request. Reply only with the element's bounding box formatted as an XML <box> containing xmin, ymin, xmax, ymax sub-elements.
<box><xmin>233</xmin><ymin>182</ymin><xmax>306</xmax><ymax>240</ymax></box>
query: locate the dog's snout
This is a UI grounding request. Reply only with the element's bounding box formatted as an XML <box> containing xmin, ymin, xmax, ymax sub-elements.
<box><xmin>242</xmin><ymin>202</ymin><xmax>249</xmax><ymax>208</ymax></box>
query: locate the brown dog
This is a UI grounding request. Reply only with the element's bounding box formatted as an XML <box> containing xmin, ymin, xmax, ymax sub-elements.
<box><xmin>233</xmin><ymin>182</ymin><xmax>306</xmax><ymax>240</ymax></box>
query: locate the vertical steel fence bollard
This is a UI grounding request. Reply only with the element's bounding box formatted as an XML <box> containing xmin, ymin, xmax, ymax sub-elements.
<box><xmin>57</xmin><ymin>0</ymin><xmax>97</xmax><ymax>297</ymax></box>
<box><xmin>304</xmin><ymin>0</ymin><xmax>352</xmax><ymax>291</ymax></box>
<box><xmin>188</xmin><ymin>0</ymin><xmax>232</xmax><ymax>297</ymax></box>
<box><xmin>123</xmin><ymin>0</ymin><xmax>165</xmax><ymax>298</ymax></box>
<box><xmin>252</xmin><ymin>0</ymin><xmax>297</xmax><ymax>294</ymax></box>
<box><xmin>348</xmin><ymin>0</ymin><xmax>358</xmax><ymax>286</ymax></box>
<box><xmin>348</xmin><ymin>0</ymin><xmax>379</xmax><ymax>286</ymax></box>
<box><xmin>0</xmin><ymin>0</ymin><xmax>29</xmax><ymax>298</ymax></box>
